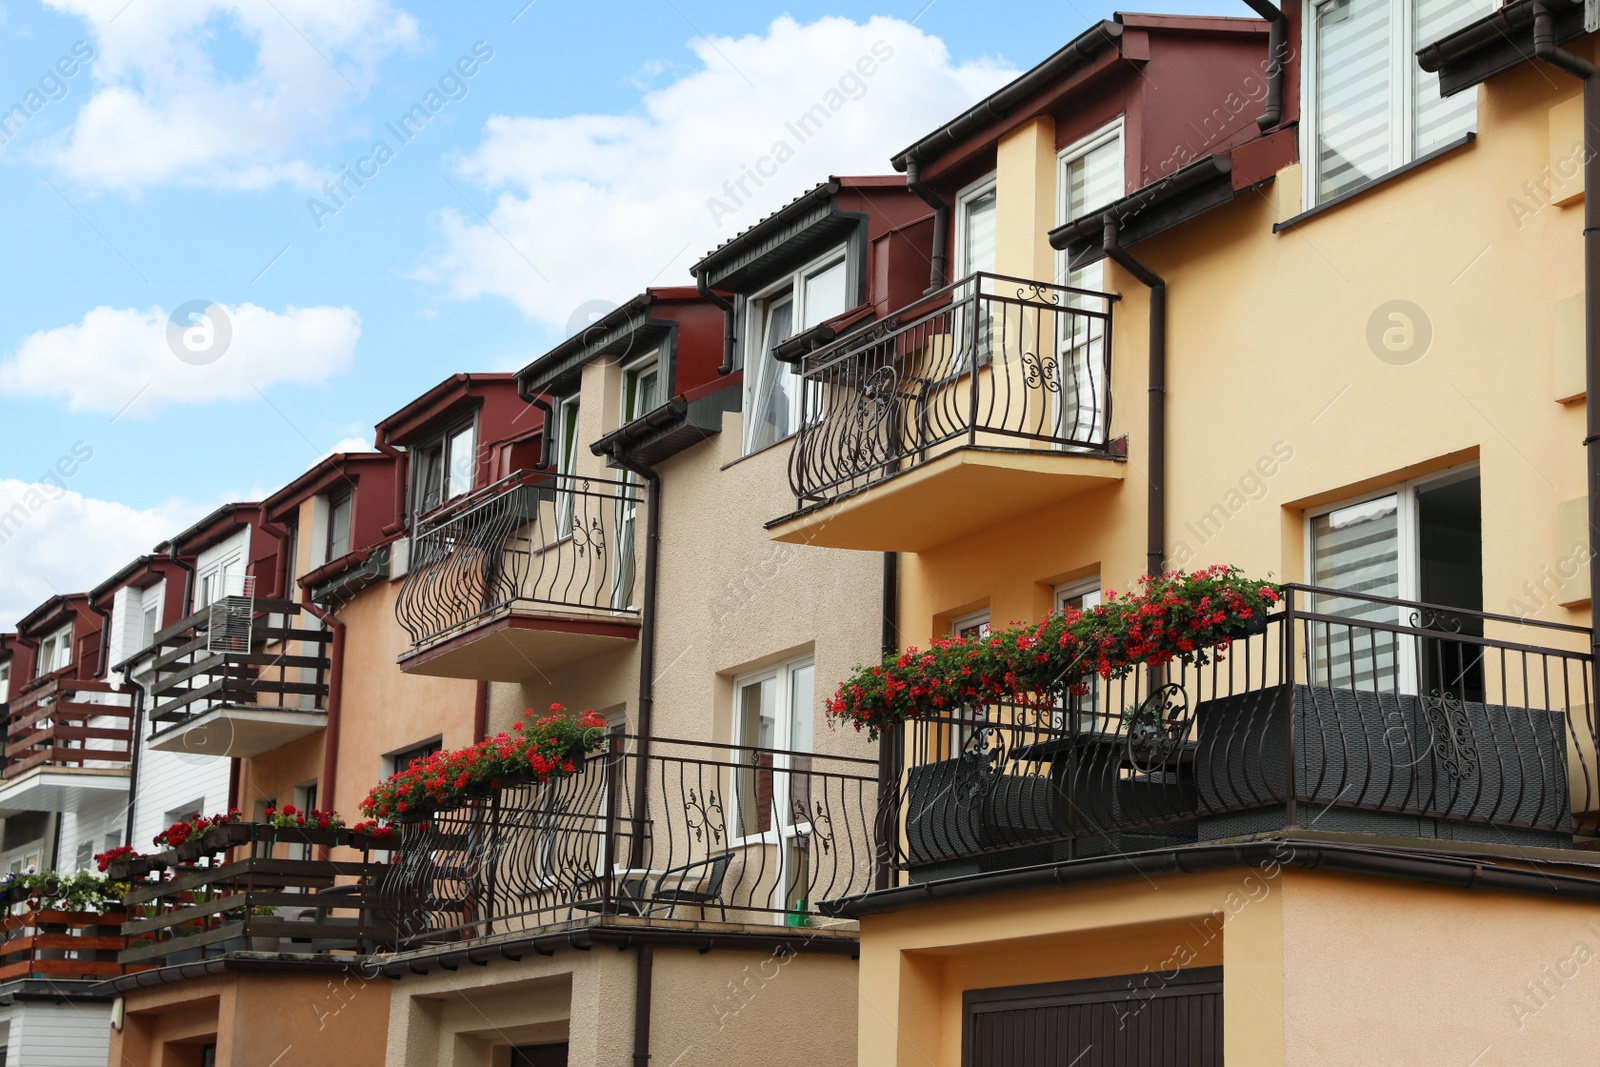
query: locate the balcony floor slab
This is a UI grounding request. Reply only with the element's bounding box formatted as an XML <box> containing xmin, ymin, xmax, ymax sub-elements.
<box><xmin>148</xmin><ymin>706</ymin><xmax>327</xmax><ymax>759</ymax></box>
<box><xmin>0</xmin><ymin>766</ymin><xmax>130</xmax><ymax>815</ymax></box>
<box><xmin>399</xmin><ymin>612</ymin><xmax>641</xmax><ymax>682</ymax></box>
<box><xmin>769</xmin><ymin>446</ymin><xmax>1125</xmax><ymax>552</ymax></box>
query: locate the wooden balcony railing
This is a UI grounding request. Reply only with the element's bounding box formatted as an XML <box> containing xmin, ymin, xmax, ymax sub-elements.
<box><xmin>145</xmin><ymin>598</ymin><xmax>331</xmax><ymax>730</ymax></box>
<box><xmin>378</xmin><ymin>736</ymin><xmax>879</xmax><ymax>947</ymax></box>
<box><xmin>0</xmin><ymin>905</ymin><xmax>136</xmax><ymax>981</ymax></box>
<box><xmin>788</xmin><ymin>272</ymin><xmax>1117</xmax><ymax>507</ymax></box>
<box><xmin>4</xmin><ymin>674</ymin><xmax>131</xmax><ymax>779</ymax></box>
<box><xmin>115</xmin><ymin>823</ymin><xmax>392</xmax><ymax>966</ymax></box>
<box><xmin>395</xmin><ymin>470</ymin><xmax>644</xmax><ymax>651</ymax></box>
<box><xmin>877</xmin><ymin>586</ymin><xmax>1597</xmax><ymax>884</ymax></box>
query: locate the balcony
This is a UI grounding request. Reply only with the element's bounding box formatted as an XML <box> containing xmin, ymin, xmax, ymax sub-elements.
<box><xmin>145</xmin><ymin>598</ymin><xmax>331</xmax><ymax>759</ymax></box>
<box><xmin>0</xmin><ymin>903</ymin><xmax>138</xmax><ymax>983</ymax></box>
<box><xmin>115</xmin><ymin>823</ymin><xmax>392</xmax><ymax>966</ymax></box>
<box><xmin>872</xmin><ymin>587</ymin><xmax>1598</xmax><ymax>887</ymax></box>
<box><xmin>770</xmin><ymin>272</ymin><xmax>1124</xmax><ymax>552</ymax></box>
<box><xmin>377</xmin><ymin>736</ymin><xmax>876</xmax><ymax>948</ymax></box>
<box><xmin>0</xmin><ymin>674</ymin><xmax>131</xmax><ymax>814</ymax></box>
<box><xmin>395</xmin><ymin>471</ymin><xmax>644</xmax><ymax>681</ymax></box>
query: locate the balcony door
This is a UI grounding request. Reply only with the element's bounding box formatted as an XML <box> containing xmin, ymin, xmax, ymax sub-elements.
<box><xmin>612</xmin><ymin>354</ymin><xmax>660</xmax><ymax>610</ymax></box>
<box><xmin>1055</xmin><ymin>120</ymin><xmax>1123</xmax><ymax>446</ymax></box>
<box><xmin>1307</xmin><ymin>466</ymin><xmax>1483</xmax><ymax>699</ymax></box>
<box><xmin>952</xmin><ymin>176</ymin><xmax>997</xmax><ymax>371</ymax></box>
<box><xmin>732</xmin><ymin>657</ymin><xmax>815</xmax><ymax>920</ymax></box>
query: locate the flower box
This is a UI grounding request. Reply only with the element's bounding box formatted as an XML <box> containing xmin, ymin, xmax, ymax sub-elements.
<box><xmin>202</xmin><ymin>824</ymin><xmax>256</xmax><ymax>852</ymax></box>
<box><xmin>265</xmin><ymin>826</ymin><xmax>350</xmax><ymax>849</ymax></box>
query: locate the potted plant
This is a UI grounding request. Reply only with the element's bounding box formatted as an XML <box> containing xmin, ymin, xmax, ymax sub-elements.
<box><xmin>264</xmin><ymin>806</ymin><xmax>350</xmax><ymax>848</ymax></box>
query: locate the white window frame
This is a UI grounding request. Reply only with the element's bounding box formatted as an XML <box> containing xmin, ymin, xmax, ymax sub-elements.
<box><xmin>195</xmin><ymin>553</ymin><xmax>243</xmax><ymax>610</ymax></box>
<box><xmin>1053</xmin><ymin>578</ymin><xmax>1103</xmax><ymax>730</ymax></box>
<box><xmin>951</xmin><ymin>610</ymin><xmax>991</xmax><ymax>642</ymax></box>
<box><xmin>1304</xmin><ymin>460</ymin><xmax>1480</xmax><ymax>692</ymax></box>
<box><xmin>1301</xmin><ymin>0</ymin><xmax>1482</xmax><ymax>209</ymax></box>
<box><xmin>620</xmin><ymin>350</ymin><xmax>662</xmax><ymax>426</ymax></box>
<box><xmin>730</xmin><ymin>656</ymin><xmax>816</xmax><ymax>846</ymax></box>
<box><xmin>1054</xmin><ymin>118</ymin><xmax>1124</xmax><ymax>290</ymax></box>
<box><xmin>742</xmin><ymin>245</ymin><xmax>850</xmax><ymax>456</ymax></box>
<box><xmin>0</xmin><ymin>662</ymin><xmax>9</xmax><ymax>704</ymax></box>
<box><xmin>953</xmin><ymin>172</ymin><xmax>998</xmax><ymax>282</ymax></box>
<box><xmin>36</xmin><ymin>624</ymin><xmax>73</xmax><ymax>678</ymax></box>
<box><xmin>554</xmin><ymin>395</ymin><xmax>582</xmax><ymax>537</ymax></box>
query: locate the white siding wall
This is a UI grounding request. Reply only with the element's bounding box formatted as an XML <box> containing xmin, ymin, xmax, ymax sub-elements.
<box><xmin>0</xmin><ymin>999</ymin><xmax>114</xmax><ymax>1067</ymax></box>
<box><xmin>57</xmin><ymin>794</ymin><xmax>126</xmax><ymax>872</ymax></box>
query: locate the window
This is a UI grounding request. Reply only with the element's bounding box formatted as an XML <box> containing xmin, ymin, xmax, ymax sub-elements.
<box><xmin>74</xmin><ymin>841</ymin><xmax>92</xmax><ymax>871</ymax></box>
<box><xmin>743</xmin><ymin>248</ymin><xmax>851</xmax><ymax>455</ymax></box>
<box><xmin>103</xmin><ymin>829</ymin><xmax>121</xmax><ymax>853</ymax></box>
<box><xmin>621</xmin><ymin>354</ymin><xmax>662</xmax><ymax>425</ymax></box>
<box><xmin>1056</xmin><ymin>120</ymin><xmax>1122</xmax><ymax>444</ymax></box>
<box><xmin>1304</xmin><ymin>0</ymin><xmax>1491</xmax><ymax>206</ymax></box>
<box><xmin>387</xmin><ymin>738</ymin><xmax>441</xmax><ymax>776</ymax></box>
<box><xmin>140</xmin><ymin>603</ymin><xmax>160</xmax><ymax>651</ymax></box>
<box><xmin>1055</xmin><ymin>579</ymin><xmax>1103</xmax><ymax>728</ymax></box>
<box><xmin>951</xmin><ymin>610</ymin><xmax>991</xmax><ymax>643</ymax></box>
<box><xmin>196</xmin><ymin>554</ymin><xmax>242</xmax><ymax>609</ymax></box>
<box><xmin>0</xmin><ymin>663</ymin><xmax>9</xmax><ymax>704</ymax></box>
<box><xmin>954</xmin><ymin>176</ymin><xmax>997</xmax><ymax>279</ymax></box>
<box><xmin>555</xmin><ymin>396</ymin><xmax>582</xmax><ymax>536</ymax></box>
<box><xmin>35</xmin><ymin>625</ymin><xmax>72</xmax><ymax>677</ymax></box>
<box><xmin>1307</xmin><ymin>465</ymin><xmax>1482</xmax><ymax>696</ymax></box>
<box><xmin>733</xmin><ymin>657</ymin><xmax>815</xmax><ymax>918</ymax></box>
<box><xmin>409</xmin><ymin>420</ymin><xmax>478</xmax><ymax>517</ymax></box>
<box><xmin>325</xmin><ymin>492</ymin><xmax>352</xmax><ymax>563</ymax></box>
<box><xmin>612</xmin><ymin>357</ymin><xmax>660</xmax><ymax>609</ymax></box>
<box><xmin>282</xmin><ymin>520</ymin><xmax>300</xmax><ymax>599</ymax></box>
<box><xmin>164</xmin><ymin>801</ymin><xmax>204</xmax><ymax>828</ymax></box>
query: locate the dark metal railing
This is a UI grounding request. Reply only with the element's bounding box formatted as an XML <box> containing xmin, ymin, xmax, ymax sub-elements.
<box><xmin>144</xmin><ymin>598</ymin><xmax>331</xmax><ymax>730</ymax></box>
<box><xmin>379</xmin><ymin>735</ymin><xmax>878</xmax><ymax>946</ymax></box>
<box><xmin>880</xmin><ymin>586</ymin><xmax>1597</xmax><ymax>883</ymax></box>
<box><xmin>396</xmin><ymin>470</ymin><xmax>644</xmax><ymax>650</ymax></box>
<box><xmin>5</xmin><ymin>674</ymin><xmax>131</xmax><ymax>779</ymax></box>
<box><xmin>788</xmin><ymin>272</ymin><xmax>1116</xmax><ymax>505</ymax></box>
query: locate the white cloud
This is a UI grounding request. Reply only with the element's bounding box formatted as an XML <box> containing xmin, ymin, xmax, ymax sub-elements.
<box><xmin>0</xmin><ymin>478</ymin><xmax>209</xmax><ymax>630</ymax></box>
<box><xmin>0</xmin><ymin>302</ymin><xmax>361</xmax><ymax>414</ymax></box>
<box><xmin>419</xmin><ymin>15</ymin><xmax>1014</xmax><ymax>329</ymax></box>
<box><xmin>38</xmin><ymin>0</ymin><xmax>418</xmax><ymax>192</ymax></box>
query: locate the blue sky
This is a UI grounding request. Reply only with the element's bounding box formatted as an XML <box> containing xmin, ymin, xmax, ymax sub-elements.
<box><xmin>0</xmin><ymin>0</ymin><xmax>1240</xmax><ymax>626</ymax></box>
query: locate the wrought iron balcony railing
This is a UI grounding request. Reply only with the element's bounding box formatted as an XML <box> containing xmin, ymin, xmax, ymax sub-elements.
<box><xmin>377</xmin><ymin>735</ymin><xmax>878</xmax><ymax>947</ymax></box>
<box><xmin>5</xmin><ymin>674</ymin><xmax>131</xmax><ymax>779</ymax></box>
<box><xmin>878</xmin><ymin>586</ymin><xmax>1597</xmax><ymax>883</ymax></box>
<box><xmin>145</xmin><ymin>597</ymin><xmax>331</xmax><ymax>731</ymax></box>
<box><xmin>396</xmin><ymin>470</ymin><xmax>645</xmax><ymax>651</ymax></box>
<box><xmin>788</xmin><ymin>272</ymin><xmax>1116</xmax><ymax>506</ymax></box>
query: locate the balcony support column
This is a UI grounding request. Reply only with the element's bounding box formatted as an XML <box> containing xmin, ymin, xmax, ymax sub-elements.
<box><xmin>1101</xmin><ymin>219</ymin><xmax>1167</xmax><ymax>578</ymax></box>
<box><xmin>1531</xmin><ymin>3</ymin><xmax>1600</xmax><ymax>661</ymax></box>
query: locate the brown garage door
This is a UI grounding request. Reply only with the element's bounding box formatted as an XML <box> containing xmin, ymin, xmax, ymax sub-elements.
<box><xmin>964</xmin><ymin>967</ymin><xmax>1222</xmax><ymax>1066</ymax></box>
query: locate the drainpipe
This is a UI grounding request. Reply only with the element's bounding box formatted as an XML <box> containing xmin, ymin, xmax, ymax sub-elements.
<box><xmin>514</xmin><ymin>376</ymin><xmax>558</xmax><ymax>470</ymax></box>
<box><xmin>632</xmin><ymin>942</ymin><xmax>654</xmax><ymax>1067</ymax></box>
<box><xmin>168</xmin><ymin>545</ymin><xmax>196</xmax><ymax>617</ymax></box>
<box><xmin>88</xmin><ymin>599</ymin><xmax>113</xmax><ymax>679</ymax></box>
<box><xmin>696</xmin><ymin>271</ymin><xmax>738</xmax><ymax>376</ymax></box>
<box><xmin>121</xmin><ymin>671</ymin><xmax>146</xmax><ymax>847</ymax></box>
<box><xmin>1239</xmin><ymin>1</ymin><xmax>1287</xmax><ymax>131</ymax></box>
<box><xmin>1531</xmin><ymin>2</ymin><xmax>1600</xmax><ymax>660</ymax></box>
<box><xmin>601</xmin><ymin>449</ymin><xmax>663</xmax><ymax>870</ymax></box>
<box><xmin>1101</xmin><ymin>219</ymin><xmax>1167</xmax><ymax>578</ymax></box>
<box><xmin>300</xmin><ymin>591</ymin><xmax>345</xmax><ymax>858</ymax></box>
<box><xmin>875</xmin><ymin>551</ymin><xmax>899</xmax><ymax>891</ymax></box>
<box><xmin>375</xmin><ymin>441</ymin><xmax>411</xmax><ymax>532</ymax></box>
<box><xmin>905</xmin><ymin>159</ymin><xmax>950</xmax><ymax>293</ymax></box>
<box><xmin>473</xmin><ymin>681</ymin><xmax>489</xmax><ymax>742</ymax></box>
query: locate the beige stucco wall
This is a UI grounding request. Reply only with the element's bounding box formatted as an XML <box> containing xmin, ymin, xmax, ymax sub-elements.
<box><xmin>114</xmin><ymin>968</ymin><xmax>390</xmax><ymax>1067</ymax></box>
<box><xmin>383</xmin><ymin>942</ymin><xmax>857</xmax><ymax>1067</ymax></box>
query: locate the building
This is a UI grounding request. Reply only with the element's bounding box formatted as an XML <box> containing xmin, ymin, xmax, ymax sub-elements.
<box><xmin>758</xmin><ymin>3</ymin><xmax>1600</xmax><ymax>1065</ymax></box>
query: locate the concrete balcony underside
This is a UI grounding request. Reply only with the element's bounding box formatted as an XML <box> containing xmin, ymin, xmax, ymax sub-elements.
<box><xmin>149</xmin><ymin>706</ymin><xmax>327</xmax><ymax>759</ymax></box>
<box><xmin>0</xmin><ymin>765</ymin><xmax>130</xmax><ymax>815</ymax></box>
<box><xmin>398</xmin><ymin>611</ymin><xmax>641</xmax><ymax>682</ymax></box>
<box><xmin>769</xmin><ymin>446</ymin><xmax>1125</xmax><ymax>553</ymax></box>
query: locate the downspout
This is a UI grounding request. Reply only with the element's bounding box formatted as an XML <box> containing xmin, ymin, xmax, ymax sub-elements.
<box><xmin>1239</xmin><ymin>1</ymin><xmax>1288</xmax><ymax>131</ymax></box>
<box><xmin>300</xmin><ymin>591</ymin><xmax>346</xmax><ymax>860</ymax></box>
<box><xmin>375</xmin><ymin>441</ymin><xmax>411</xmax><ymax>531</ymax></box>
<box><xmin>632</xmin><ymin>942</ymin><xmax>654</xmax><ymax>1067</ymax></box>
<box><xmin>168</xmin><ymin>545</ymin><xmax>196</xmax><ymax>617</ymax></box>
<box><xmin>89</xmin><ymin>599</ymin><xmax>113</xmax><ymax>679</ymax></box>
<box><xmin>1531</xmin><ymin>1</ymin><xmax>1600</xmax><ymax>660</ymax></box>
<box><xmin>875</xmin><ymin>551</ymin><xmax>899</xmax><ymax>891</ymax></box>
<box><xmin>473</xmin><ymin>681</ymin><xmax>489</xmax><ymax>742</ymax></box>
<box><xmin>121</xmin><ymin>671</ymin><xmax>146</xmax><ymax>847</ymax></box>
<box><xmin>1102</xmin><ymin>219</ymin><xmax>1167</xmax><ymax>578</ymax></box>
<box><xmin>514</xmin><ymin>376</ymin><xmax>557</xmax><ymax>470</ymax></box>
<box><xmin>905</xmin><ymin>158</ymin><xmax>950</xmax><ymax>292</ymax></box>
<box><xmin>696</xmin><ymin>270</ymin><xmax>738</xmax><ymax>376</ymax></box>
<box><xmin>603</xmin><ymin>447</ymin><xmax>663</xmax><ymax>870</ymax></box>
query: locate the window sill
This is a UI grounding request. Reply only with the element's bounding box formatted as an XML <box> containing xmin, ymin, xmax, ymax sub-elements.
<box><xmin>721</xmin><ymin>431</ymin><xmax>797</xmax><ymax>472</ymax></box>
<box><xmin>1273</xmin><ymin>132</ymin><xmax>1476</xmax><ymax>234</ymax></box>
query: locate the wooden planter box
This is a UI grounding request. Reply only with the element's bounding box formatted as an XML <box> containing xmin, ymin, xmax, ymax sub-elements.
<box><xmin>263</xmin><ymin>826</ymin><xmax>350</xmax><ymax>849</ymax></box>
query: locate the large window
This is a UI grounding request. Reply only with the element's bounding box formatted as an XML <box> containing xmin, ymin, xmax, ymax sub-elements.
<box><xmin>733</xmin><ymin>657</ymin><xmax>815</xmax><ymax>918</ymax></box>
<box><xmin>1305</xmin><ymin>0</ymin><xmax>1491</xmax><ymax>206</ymax></box>
<box><xmin>410</xmin><ymin>419</ymin><xmax>478</xmax><ymax>518</ymax></box>
<box><xmin>35</xmin><ymin>625</ymin><xmax>72</xmax><ymax>678</ymax></box>
<box><xmin>743</xmin><ymin>249</ymin><xmax>850</xmax><ymax>455</ymax></box>
<box><xmin>196</xmin><ymin>553</ymin><xmax>242</xmax><ymax>609</ymax></box>
<box><xmin>1308</xmin><ymin>465</ymin><xmax>1482</xmax><ymax>696</ymax></box>
<box><xmin>1055</xmin><ymin>121</ymin><xmax>1123</xmax><ymax>444</ymax></box>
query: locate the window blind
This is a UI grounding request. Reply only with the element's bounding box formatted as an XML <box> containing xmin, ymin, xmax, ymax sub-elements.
<box><xmin>1413</xmin><ymin>0</ymin><xmax>1490</xmax><ymax>153</ymax></box>
<box><xmin>962</xmin><ymin>189</ymin><xmax>996</xmax><ymax>275</ymax></box>
<box><xmin>1315</xmin><ymin>0</ymin><xmax>1394</xmax><ymax>202</ymax></box>
<box><xmin>1311</xmin><ymin>495</ymin><xmax>1401</xmax><ymax>687</ymax></box>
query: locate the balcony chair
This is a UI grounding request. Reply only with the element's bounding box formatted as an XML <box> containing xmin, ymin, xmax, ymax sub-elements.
<box><xmin>640</xmin><ymin>852</ymin><xmax>732</xmax><ymax>921</ymax></box>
